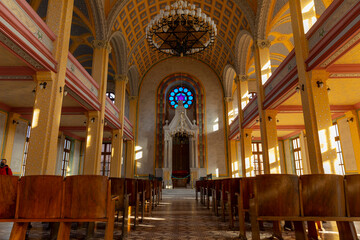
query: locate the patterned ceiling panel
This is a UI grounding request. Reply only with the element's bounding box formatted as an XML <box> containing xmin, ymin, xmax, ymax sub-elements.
<box><xmin>112</xmin><ymin>0</ymin><xmax>251</xmax><ymax>77</ymax></box>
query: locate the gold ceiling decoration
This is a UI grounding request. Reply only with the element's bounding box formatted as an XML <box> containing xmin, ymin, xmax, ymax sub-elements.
<box><xmin>112</xmin><ymin>0</ymin><xmax>250</xmax><ymax>77</ymax></box>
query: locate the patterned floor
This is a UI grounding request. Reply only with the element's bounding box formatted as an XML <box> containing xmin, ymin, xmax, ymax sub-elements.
<box><xmin>1</xmin><ymin>189</ymin><xmax>360</xmax><ymax>239</ymax></box>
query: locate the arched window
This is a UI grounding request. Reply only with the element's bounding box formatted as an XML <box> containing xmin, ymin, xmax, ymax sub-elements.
<box><xmin>168</xmin><ymin>86</ymin><xmax>194</xmax><ymax>109</ymax></box>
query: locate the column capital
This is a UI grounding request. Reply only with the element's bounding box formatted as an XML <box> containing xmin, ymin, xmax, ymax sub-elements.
<box><xmin>114</xmin><ymin>74</ymin><xmax>129</xmax><ymax>83</ymax></box>
<box><xmin>265</xmin><ymin>109</ymin><xmax>278</xmax><ymax>120</ymax></box>
<box><xmin>129</xmin><ymin>95</ymin><xmax>138</xmax><ymax>101</ymax></box>
<box><xmin>235</xmin><ymin>75</ymin><xmax>248</xmax><ymax>83</ymax></box>
<box><xmin>35</xmin><ymin>71</ymin><xmax>56</xmax><ymax>82</ymax></box>
<box><xmin>92</xmin><ymin>40</ymin><xmax>112</xmax><ymax>52</ymax></box>
<box><xmin>256</xmin><ymin>39</ymin><xmax>271</xmax><ymax>49</ymax></box>
<box><xmin>224</xmin><ymin>97</ymin><xmax>233</xmax><ymax>102</ymax></box>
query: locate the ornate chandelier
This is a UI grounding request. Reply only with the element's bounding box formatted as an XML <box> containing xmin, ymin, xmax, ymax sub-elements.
<box><xmin>145</xmin><ymin>0</ymin><xmax>217</xmax><ymax>57</ymax></box>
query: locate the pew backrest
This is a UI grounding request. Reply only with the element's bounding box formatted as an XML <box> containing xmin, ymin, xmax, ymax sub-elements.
<box><xmin>0</xmin><ymin>175</ymin><xmax>18</xmax><ymax>219</ymax></box>
<box><xmin>300</xmin><ymin>174</ymin><xmax>346</xmax><ymax>217</ymax></box>
<box><xmin>17</xmin><ymin>175</ymin><xmax>63</xmax><ymax>219</ymax></box>
<box><xmin>344</xmin><ymin>174</ymin><xmax>360</xmax><ymax>217</ymax></box>
<box><xmin>256</xmin><ymin>174</ymin><xmax>300</xmax><ymax>217</ymax></box>
<box><xmin>63</xmin><ymin>175</ymin><xmax>108</xmax><ymax>219</ymax></box>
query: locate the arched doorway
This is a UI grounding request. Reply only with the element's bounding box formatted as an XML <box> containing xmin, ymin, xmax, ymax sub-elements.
<box><xmin>172</xmin><ymin>132</ymin><xmax>190</xmax><ymax>187</ymax></box>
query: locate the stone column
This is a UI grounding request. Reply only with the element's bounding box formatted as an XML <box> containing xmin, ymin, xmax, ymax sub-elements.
<box><xmin>25</xmin><ymin>0</ymin><xmax>74</xmax><ymax>175</ymax></box>
<box><xmin>289</xmin><ymin>0</ymin><xmax>323</xmax><ymax>174</ymax></box>
<box><xmin>253</xmin><ymin>40</ymin><xmax>272</xmax><ymax>174</ymax></box>
<box><xmin>264</xmin><ymin>110</ymin><xmax>282</xmax><ymax>173</ymax></box>
<box><xmin>243</xmin><ymin>129</ymin><xmax>253</xmax><ymax>176</ymax></box>
<box><xmin>83</xmin><ymin>40</ymin><xmax>111</xmax><ymax>175</ymax></box>
<box><xmin>124</xmin><ymin>96</ymin><xmax>137</xmax><ymax>177</ymax></box>
<box><xmin>110</xmin><ymin>74</ymin><xmax>128</xmax><ymax>177</ymax></box>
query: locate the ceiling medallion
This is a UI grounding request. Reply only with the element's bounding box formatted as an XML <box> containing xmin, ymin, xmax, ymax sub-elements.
<box><xmin>145</xmin><ymin>0</ymin><xmax>217</xmax><ymax>57</ymax></box>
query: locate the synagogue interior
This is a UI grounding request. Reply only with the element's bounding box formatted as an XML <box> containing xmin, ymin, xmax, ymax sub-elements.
<box><xmin>0</xmin><ymin>0</ymin><xmax>360</xmax><ymax>239</ymax></box>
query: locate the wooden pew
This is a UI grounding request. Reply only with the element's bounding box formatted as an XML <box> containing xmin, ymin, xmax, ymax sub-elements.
<box><xmin>0</xmin><ymin>175</ymin><xmax>18</xmax><ymax>221</ymax></box>
<box><xmin>301</xmin><ymin>174</ymin><xmax>356</xmax><ymax>240</ymax></box>
<box><xmin>144</xmin><ymin>179</ymin><xmax>153</xmax><ymax>214</ymax></box>
<box><xmin>137</xmin><ymin>179</ymin><xmax>146</xmax><ymax>222</ymax></box>
<box><xmin>220</xmin><ymin>179</ymin><xmax>230</xmax><ymax>222</ymax></box>
<box><xmin>250</xmin><ymin>174</ymin><xmax>359</xmax><ymax>240</ymax></box>
<box><xmin>226</xmin><ymin>178</ymin><xmax>241</xmax><ymax>229</ymax></box>
<box><xmin>249</xmin><ymin>174</ymin><xmax>303</xmax><ymax>240</ymax></box>
<box><xmin>211</xmin><ymin>179</ymin><xmax>222</xmax><ymax>216</ymax></box>
<box><xmin>126</xmin><ymin>178</ymin><xmax>140</xmax><ymax>229</ymax></box>
<box><xmin>58</xmin><ymin>175</ymin><xmax>117</xmax><ymax>240</ymax></box>
<box><xmin>110</xmin><ymin>177</ymin><xmax>130</xmax><ymax>238</ymax></box>
<box><xmin>237</xmin><ymin>177</ymin><xmax>255</xmax><ymax>239</ymax></box>
<box><xmin>10</xmin><ymin>175</ymin><xmax>63</xmax><ymax>239</ymax></box>
<box><xmin>344</xmin><ymin>174</ymin><xmax>360</xmax><ymax>238</ymax></box>
<box><xmin>195</xmin><ymin>180</ymin><xmax>202</xmax><ymax>201</ymax></box>
<box><xmin>205</xmin><ymin>180</ymin><xmax>214</xmax><ymax>209</ymax></box>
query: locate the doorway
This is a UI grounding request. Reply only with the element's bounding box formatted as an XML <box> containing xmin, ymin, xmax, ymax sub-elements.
<box><xmin>172</xmin><ymin>133</ymin><xmax>190</xmax><ymax>187</ymax></box>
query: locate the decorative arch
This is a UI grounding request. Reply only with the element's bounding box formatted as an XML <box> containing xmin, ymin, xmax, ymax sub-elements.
<box><xmin>255</xmin><ymin>0</ymin><xmax>273</xmax><ymax>39</ymax></box>
<box><xmin>222</xmin><ymin>64</ymin><xmax>236</xmax><ymax>98</ymax></box>
<box><xmin>155</xmin><ymin>73</ymin><xmax>206</xmax><ymax>170</ymax></box>
<box><xmin>127</xmin><ymin>65</ymin><xmax>140</xmax><ymax>96</ymax></box>
<box><xmin>89</xmin><ymin>0</ymin><xmax>107</xmax><ymax>40</ymax></box>
<box><xmin>234</xmin><ymin>30</ymin><xmax>254</xmax><ymax>75</ymax></box>
<box><xmin>110</xmin><ymin>31</ymin><xmax>128</xmax><ymax>75</ymax></box>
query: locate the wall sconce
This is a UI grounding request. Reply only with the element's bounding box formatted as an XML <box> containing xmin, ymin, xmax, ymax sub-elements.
<box><xmin>104</xmin><ymin>121</ymin><xmax>108</xmax><ymax>126</ymax></box>
<box><xmin>32</xmin><ymin>88</ymin><xmax>36</xmax><ymax>96</ymax></box>
<box><xmin>316</xmin><ymin>80</ymin><xmax>324</xmax><ymax>88</ymax></box>
<box><xmin>255</xmin><ymin>119</ymin><xmax>259</xmax><ymax>123</ymax></box>
<box><xmin>114</xmin><ymin>134</ymin><xmax>118</xmax><ymax>139</ymax></box>
<box><xmin>64</xmin><ymin>90</ymin><xmax>68</xmax><ymax>96</ymax></box>
<box><xmin>347</xmin><ymin>117</ymin><xmax>354</xmax><ymax>123</ymax></box>
<box><xmin>268</xmin><ymin>116</ymin><xmax>272</xmax><ymax>122</ymax></box>
<box><xmin>12</xmin><ymin>120</ymin><xmax>19</xmax><ymax>125</ymax></box>
<box><xmin>90</xmin><ymin>117</ymin><xmax>95</xmax><ymax>123</ymax></box>
<box><xmin>327</xmin><ymin>87</ymin><xmax>331</xmax><ymax>92</ymax></box>
<box><xmin>39</xmin><ymin>82</ymin><xmax>47</xmax><ymax>89</ymax></box>
<box><xmin>277</xmin><ymin>119</ymin><xmax>280</xmax><ymax>123</ymax></box>
<box><xmin>245</xmin><ymin>133</ymin><xmax>249</xmax><ymax>138</ymax></box>
<box><xmin>83</xmin><ymin>121</ymin><xmax>87</xmax><ymax>126</ymax></box>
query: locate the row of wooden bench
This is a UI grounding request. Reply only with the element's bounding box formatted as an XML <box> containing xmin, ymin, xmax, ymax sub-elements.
<box><xmin>196</xmin><ymin>174</ymin><xmax>360</xmax><ymax>240</ymax></box>
<box><xmin>0</xmin><ymin>175</ymin><xmax>162</xmax><ymax>240</ymax></box>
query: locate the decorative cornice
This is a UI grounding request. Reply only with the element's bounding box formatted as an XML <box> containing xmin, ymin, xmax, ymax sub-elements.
<box><xmin>92</xmin><ymin>40</ymin><xmax>112</xmax><ymax>52</ymax></box>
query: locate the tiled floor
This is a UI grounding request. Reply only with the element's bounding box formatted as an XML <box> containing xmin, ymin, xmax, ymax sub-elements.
<box><xmin>1</xmin><ymin>189</ymin><xmax>360</xmax><ymax>239</ymax></box>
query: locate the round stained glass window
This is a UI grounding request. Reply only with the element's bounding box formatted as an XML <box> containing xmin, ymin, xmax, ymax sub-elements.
<box><xmin>168</xmin><ymin>86</ymin><xmax>194</xmax><ymax>109</ymax></box>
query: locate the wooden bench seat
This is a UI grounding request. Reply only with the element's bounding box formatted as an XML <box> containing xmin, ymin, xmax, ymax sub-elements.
<box><xmin>8</xmin><ymin>175</ymin><xmax>117</xmax><ymax>240</ymax></box>
<box><xmin>250</xmin><ymin>174</ymin><xmax>359</xmax><ymax>240</ymax></box>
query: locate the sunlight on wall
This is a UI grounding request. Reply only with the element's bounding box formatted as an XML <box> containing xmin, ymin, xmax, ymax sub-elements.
<box><xmin>302</xmin><ymin>1</ymin><xmax>317</xmax><ymax>33</ymax></box>
<box><xmin>32</xmin><ymin>108</ymin><xmax>40</xmax><ymax>128</ymax></box>
<box><xmin>215</xmin><ymin>168</ymin><xmax>219</xmax><ymax>177</ymax></box>
<box><xmin>319</xmin><ymin>129</ymin><xmax>328</xmax><ymax>153</ymax></box>
<box><xmin>241</xmin><ymin>91</ymin><xmax>249</xmax><ymax>109</ymax></box>
<box><xmin>323</xmin><ymin>160</ymin><xmax>332</xmax><ymax>174</ymax></box>
<box><xmin>86</xmin><ymin>135</ymin><xmax>92</xmax><ymax>148</ymax></box>
<box><xmin>135</xmin><ymin>145</ymin><xmax>143</xmax><ymax>160</ymax></box>
<box><xmin>269</xmin><ymin>147</ymin><xmax>276</xmax><ymax>164</ymax></box>
<box><xmin>213</xmin><ymin>118</ymin><xmax>219</xmax><ymax>132</ymax></box>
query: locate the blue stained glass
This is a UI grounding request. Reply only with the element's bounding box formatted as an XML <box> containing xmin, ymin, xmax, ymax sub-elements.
<box><xmin>187</xmin><ymin>101</ymin><xmax>192</xmax><ymax>105</ymax></box>
<box><xmin>187</xmin><ymin>92</ymin><xmax>191</xmax><ymax>96</ymax></box>
<box><xmin>184</xmin><ymin>104</ymin><xmax>189</xmax><ymax>108</ymax></box>
<box><xmin>174</xmin><ymin>104</ymin><xmax>178</xmax><ymax>108</ymax></box>
<box><xmin>174</xmin><ymin>89</ymin><xmax>179</xmax><ymax>93</ymax></box>
<box><xmin>169</xmin><ymin>86</ymin><xmax>194</xmax><ymax>109</ymax></box>
<box><xmin>170</xmin><ymin>92</ymin><xmax>175</xmax><ymax>96</ymax></box>
<box><xmin>184</xmin><ymin>88</ymin><xmax>188</xmax><ymax>92</ymax></box>
<box><xmin>189</xmin><ymin>96</ymin><xmax>193</xmax><ymax>100</ymax></box>
<box><xmin>169</xmin><ymin>97</ymin><xmax>174</xmax><ymax>101</ymax></box>
<box><xmin>171</xmin><ymin>101</ymin><xmax>175</xmax><ymax>105</ymax></box>
<box><xmin>179</xmin><ymin>87</ymin><xmax>183</xmax><ymax>91</ymax></box>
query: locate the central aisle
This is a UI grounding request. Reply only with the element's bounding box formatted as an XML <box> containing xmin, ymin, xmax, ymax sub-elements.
<box><xmin>124</xmin><ymin>188</ymin><xmax>239</xmax><ymax>240</ymax></box>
